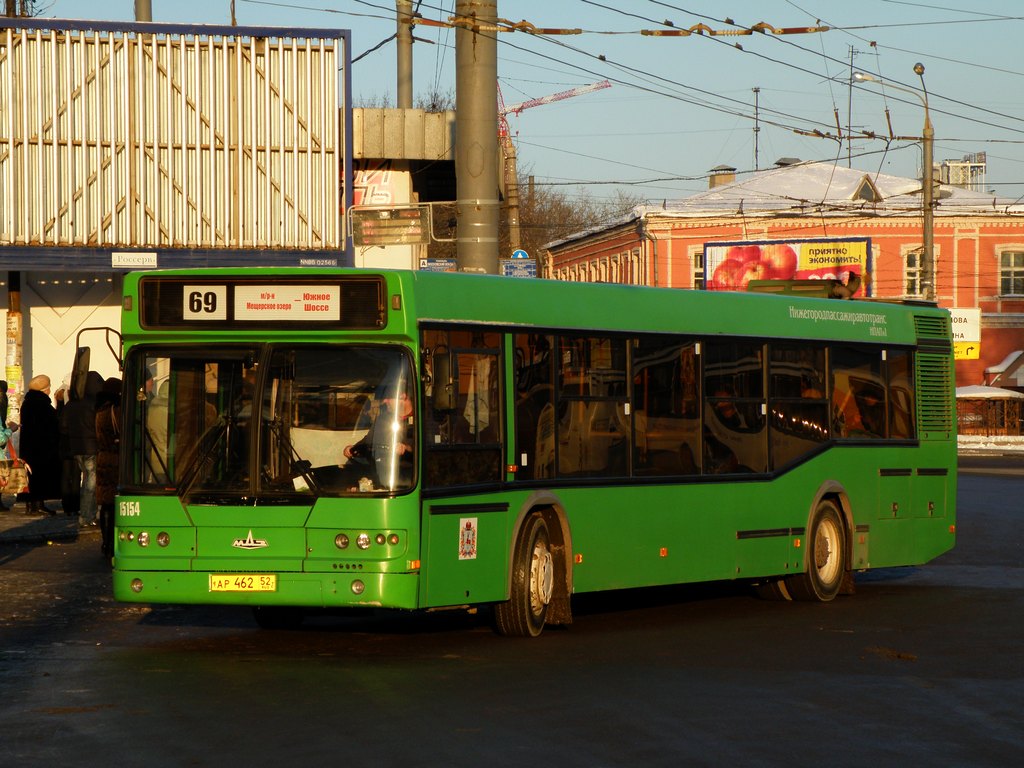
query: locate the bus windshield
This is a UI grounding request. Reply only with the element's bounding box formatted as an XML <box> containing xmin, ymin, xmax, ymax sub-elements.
<box><xmin>123</xmin><ymin>345</ymin><xmax>417</xmax><ymax>499</ymax></box>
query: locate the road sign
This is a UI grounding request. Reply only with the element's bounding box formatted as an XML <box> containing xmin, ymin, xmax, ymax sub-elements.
<box><xmin>950</xmin><ymin>308</ymin><xmax>981</xmax><ymax>360</ymax></box>
<box><xmin>419</xmin><ymin>258</ymin><xmax>458</xmax><ymax>273</ymax></box>
<box><xmin>954</xmin><ymin>342</ymin><xmax>979</xmax><ymax>360</ymax></box>
<box><xmin>500</xmin><ymin>258</ymin><xmax>537</xmax><ymax>278</ymax></box>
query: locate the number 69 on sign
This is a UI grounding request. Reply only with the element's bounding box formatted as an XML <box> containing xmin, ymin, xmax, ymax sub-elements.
<box><xmin>184</xmin><ymin>285</ymin><xmax>227</xmax><ymax>320</ymax></box>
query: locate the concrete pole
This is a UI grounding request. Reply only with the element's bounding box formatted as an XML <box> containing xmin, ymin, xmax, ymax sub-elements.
<box><xmin>455</xmin><ymin>0</ymin><xmax>500</xmax><ymax>274</ymax></box>
<box><xmin>505</xmin><ymin>142</ymin><xmax>520</xmax><ymax>251</ymax></box>
<box><xmin>397</xmin><ymin>1</ymin><xmax>413</xmax><ymax>109</ymax></box>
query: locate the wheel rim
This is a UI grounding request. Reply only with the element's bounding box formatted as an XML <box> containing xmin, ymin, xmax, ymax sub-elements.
<box><xmin>529</xmin><ymin>536</ymin><xmax>554</xmax><ymax>616</ymax></box>
<box><xmin>814</xmin><ymin>516</ymin><xmax>842</xmax><ymax>586</ymax></box>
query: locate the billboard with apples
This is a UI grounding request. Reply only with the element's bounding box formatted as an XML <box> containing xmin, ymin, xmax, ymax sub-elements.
<box><xmin>703</xmin><ymin>237</ymin><xmax>871</xmax><ymax>296</ymax></box>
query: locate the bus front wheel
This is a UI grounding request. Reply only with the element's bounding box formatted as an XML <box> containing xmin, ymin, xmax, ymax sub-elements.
<box><xmin>494</xmin><ymin>512</ymin><xmax>554</xmax><ymax>637</ymax></box>
<box><xmin>786</xmin><ymin>500</ymin><xmax>847</xmax><ymax>602</ymax></box>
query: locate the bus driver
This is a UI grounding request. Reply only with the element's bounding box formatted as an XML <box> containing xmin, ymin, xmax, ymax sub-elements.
<box><xmin>343</xmin><ymin>389</ymin><xmax>415</xmax><ymax>490</ymax></box>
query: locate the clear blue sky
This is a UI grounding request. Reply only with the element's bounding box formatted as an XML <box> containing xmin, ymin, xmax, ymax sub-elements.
<box><xmin>41</xmin><ymin>1</ymin><xmax>1024</xmax><ymax>206</ymax></box>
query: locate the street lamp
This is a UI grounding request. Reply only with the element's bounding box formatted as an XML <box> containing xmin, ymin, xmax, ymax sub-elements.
<box><xmin>854</xmin><ymin>65</ymin><xmax>934</xmax><ymax>301</ymax></box>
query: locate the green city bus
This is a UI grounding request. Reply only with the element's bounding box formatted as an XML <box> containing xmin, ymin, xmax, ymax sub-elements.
<box><xmin>110</xmin><ymin>268</ymin><xmax>956</xmax><ymax>636</ymax></box>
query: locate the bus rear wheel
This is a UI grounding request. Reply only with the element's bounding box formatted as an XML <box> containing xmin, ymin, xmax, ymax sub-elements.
<box><xmin>494</xmin><ymin>513</ymin><xmax>554</xmax><ymax>637</ymax></box>
<box><xmin>786</xmin><ymin>500</ymin><xmax>846</xmax><ymax>602</ymax></box>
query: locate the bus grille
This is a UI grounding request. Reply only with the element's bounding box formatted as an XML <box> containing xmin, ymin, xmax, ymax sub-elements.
<box><xmin>916</xmin><ymin>352</ymin><xmax>954</xmax><ymax>434</ymax></box>
<box><xmin>912</xmin><ymin>312</ymin><xmax>954</xmax><ymax>435</ymax></box>
<box><xmin>913</xmin><ymin>314</ymin><xmax>950</xmax><ymax>340</ymax></box>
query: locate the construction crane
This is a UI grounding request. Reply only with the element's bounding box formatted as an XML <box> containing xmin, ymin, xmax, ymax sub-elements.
<box><xmin>498</xmin><ymin>80</ymin><xmax>612</xmax><ymax>252</ymax></box>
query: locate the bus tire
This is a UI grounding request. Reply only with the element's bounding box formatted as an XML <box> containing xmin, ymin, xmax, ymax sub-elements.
<box><xmin>752</xmin><ymin>578</ymin><xmax>793</xmax><ymax>601</ymax></box>
<box><xmin>252</xmin><ymin>606</ymin><xmax>304</xmax><ymax>630</ymax></box>
<box><xmin>786</xmin><ymin>499</ymin><xmax>846</xmax><ymax>602</ymax></box>
<box><xmin>494</xmin><ymin>513</ymin><xmax>554</xmax><ymax>637</ymax></box>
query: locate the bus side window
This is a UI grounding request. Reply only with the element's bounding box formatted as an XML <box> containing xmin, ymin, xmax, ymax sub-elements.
<box><xmin>887</xmin><ymin>349</ymin><xmax>916</xmax><ymax>439</ymax></box>
<box><xmin>422</xmin><ymin>329</ymin><xmax>503</xmax><ymax>488</ymax></box>
<box><xmin>513</xmin><ymin>333</ymin><xmax>553</xmax><ymax>481</ymax></box>
<box><xmin>831</xmin><ymin>345</ymin><xmax>885</xmax><ymax>440</ymax></box>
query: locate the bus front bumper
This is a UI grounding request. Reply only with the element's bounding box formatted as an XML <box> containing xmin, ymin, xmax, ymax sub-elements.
<box><xmin>112</xmin><ymin>568</ymin><xmax>421</xmax><ymax>610</ymax></box>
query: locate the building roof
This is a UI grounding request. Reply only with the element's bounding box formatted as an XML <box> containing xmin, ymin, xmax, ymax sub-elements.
<box><xmin>651</xmin><ymin>161</ymin><xmax>1002</xmax><ymax>219</ymax></box>
<box><xmin>956</xmin><ymin>385</ymin><xmax>1024</xmax><ymax>400</ymax></box>
<box><xmin>546</xmin><ymin>160</ymin><xmax>1017</xmax><ymax>251</ymax></box>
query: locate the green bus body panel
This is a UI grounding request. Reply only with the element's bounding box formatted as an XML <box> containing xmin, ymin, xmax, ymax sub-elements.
<box><xmin>421</xmin><ymin>494</ymin><xmax>514</xmax><ymax>607</ymax></box>
<box><xmin>113</xmin><ymin>268</ymin><xmax>956</xmax><ymax>615</ymax></box>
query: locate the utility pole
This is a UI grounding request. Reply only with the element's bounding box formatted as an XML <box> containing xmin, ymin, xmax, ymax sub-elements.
<box><xmin>847</xmin><ymin>47</ymin><xmax>854</xmax><ymax>166</ymax></box>
<box><xmin>846</xmin><ymin>46</ymin><xmax>861</xmax><ymax>168</ymax></box>
<box><xmin>454</xmin><ymin>0</ymin><xmax>499</xmax><ymax>274</ymax></box>
<box><xmin>396</xmin><ymin>1</ymin><xmax>413</xmax><ymax>109</ymax></box>
<box><xmin>752</xmin><ymin>87</ymin><xmax>760</xmax><ymax>171</ymax></box>
<box><xmin>854</xmin><ymin>66</ymin><xmax>935</xmax><ymax>301</ymax></box>
<box><xmin>917</xmin><ymin>63</ymin><xmax>935</xmax><ymax>302</ymax></box>
<box><xmin>134</xmin><ymin>0</ymin><xmax>152</xmax><ymax>21</ymax></box>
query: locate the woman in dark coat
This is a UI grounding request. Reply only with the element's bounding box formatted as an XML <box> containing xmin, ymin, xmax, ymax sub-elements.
<box><xmin>19</xmin><ymin>374</ymin><xmax>62</xmax><ymax>514</ymax></box>
<box><xmin>96</xmin><ymin>377</ymin><xmax>122</xmax><ymax>558</ymax></box>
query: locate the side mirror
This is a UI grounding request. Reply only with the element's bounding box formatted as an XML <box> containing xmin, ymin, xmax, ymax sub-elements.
<box><xmin>431</xmin><ymin>347</ymin><xmax>456</xmax><ymax>411</ymax></box>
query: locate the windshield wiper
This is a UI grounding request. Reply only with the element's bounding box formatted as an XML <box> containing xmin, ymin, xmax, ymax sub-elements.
<box><xmin>263</xmin><ymin>416</ymin><xmax>320</xmax><ymax>493</ymax></box>
<box><xmin>177</xmin><ymin>417</ymin><xmax>230</xmax><ymax>497</ymax></box>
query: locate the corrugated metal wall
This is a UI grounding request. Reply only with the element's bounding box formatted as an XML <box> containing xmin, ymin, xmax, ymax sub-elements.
<box><xmin>0</xmin><ymin>26</ymin><xmax>343</xmax><ymax>250</ymax></box>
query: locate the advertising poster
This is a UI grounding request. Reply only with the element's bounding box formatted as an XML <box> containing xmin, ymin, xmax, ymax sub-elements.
<box><xmin>703</xmin><ymin>237</ymin><xmax>871</xmax><ymax>297</ymax></box>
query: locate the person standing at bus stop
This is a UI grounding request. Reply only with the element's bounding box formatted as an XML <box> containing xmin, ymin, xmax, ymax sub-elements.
<box><xmin>61</xmin><ymin>372</ymin><xmax>104</xmax><ymax>528</ymax></box>
<box><xmin>96</xmin><ymin>377</ymin><xmax>122</xmax><ymax>559</ymax></box>
<box><xmin>18</xmin><ymin>374</ymin><xmax>61</xmax><ymax>515</ymax></box>
<box><xmin>0</xmin><ymin>380</ymin><xmax>10</xmax><ymax>511</ymax></box>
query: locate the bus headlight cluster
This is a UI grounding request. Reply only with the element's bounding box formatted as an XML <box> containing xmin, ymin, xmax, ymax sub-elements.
<box><xmin>119</xmin><ymin>531</ymin><xmax>171</xmax><ymax>547</ymax></box>
<box><xmin>334</xmin><ymin>531</ymin><xmax>401</xmax><ymax>550</ymax></box>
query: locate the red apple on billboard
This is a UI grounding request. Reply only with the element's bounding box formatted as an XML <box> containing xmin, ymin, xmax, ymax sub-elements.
<box><xmin>711</xmin><ymin>258</ymin><xmax>745</xmax><ymax>290</ymax></box>
<box><xmin>761</xmin><ymin>243</ymin><xmax>798</xmax><ymax>279</ymax></box>
<box><xmin>738</xmin><ymin>259</ymin><xmax>772</xmax><ymax>288</ymax></box>
<box><xmin>725</xmin><ymin>244</ymin><xmax>762</xmax><ymax>265</ymax></box>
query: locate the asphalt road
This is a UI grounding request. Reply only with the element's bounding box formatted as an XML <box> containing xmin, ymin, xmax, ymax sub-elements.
<box><xmin>1</xmin><ymin>465</ymin><xmax>1021</xmax><ymax>767</ymax></box>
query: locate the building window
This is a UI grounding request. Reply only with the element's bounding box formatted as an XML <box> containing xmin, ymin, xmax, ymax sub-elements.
<box><xmin>692</xmin><ymin>248</ymin><xmax>705</xmax><ymax>289</ymax></box>
<box><xmin>904</xmin><ymin>248</ymin><xmax>924</xmax><ymax>297</ymax></box>
<box><xmin>1000</xmin><ymin>251</ymin><xmax>1024</xmax><ymax>296</ymax></box>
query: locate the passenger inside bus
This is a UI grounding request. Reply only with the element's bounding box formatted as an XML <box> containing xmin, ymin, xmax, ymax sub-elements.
<box><xmin>833</xmin><ymin>378</ymin><xmax>885</xmax><ymax>438</ymax></box>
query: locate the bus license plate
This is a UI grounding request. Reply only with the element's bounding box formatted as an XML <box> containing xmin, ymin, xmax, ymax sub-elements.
<box><xmin>209</xmin><ymin>574</ymin><xmax>277</xmax><ymax>592</ymax></box>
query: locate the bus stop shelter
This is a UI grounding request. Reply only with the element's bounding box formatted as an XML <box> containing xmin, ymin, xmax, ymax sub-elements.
<box><xmin>955</xmin><ymin>385</ymin><xmax>1024</xmax><ymax>436</ymax></box>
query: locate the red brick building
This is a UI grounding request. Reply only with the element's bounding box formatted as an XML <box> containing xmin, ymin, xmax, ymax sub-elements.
<box><xmin>542</xmin><ymin>161</ymin><xmax>1024</xmax><ymax>388</ymax></box>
